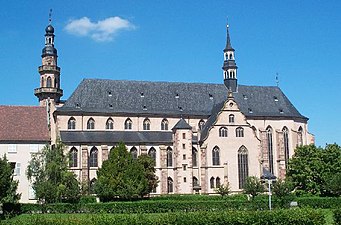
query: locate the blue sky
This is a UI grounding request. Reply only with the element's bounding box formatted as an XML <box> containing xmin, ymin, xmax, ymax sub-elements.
<box><xmin>0</xmin><ymin>1</ymin><xmax>340</xmax><ymax>146</ymax></box>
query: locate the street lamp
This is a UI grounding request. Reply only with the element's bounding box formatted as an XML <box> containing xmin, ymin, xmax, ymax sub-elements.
<box><xmin>261</xmin><ymin>168</ymin><xmax>276</xmax><ymax>210</ymax></box>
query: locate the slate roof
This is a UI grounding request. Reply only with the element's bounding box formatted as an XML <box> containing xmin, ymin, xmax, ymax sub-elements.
<box><xmin>58</xmin><ymin>79</ymin><xmax>307</xmax><ymax>121</ymax></box>
<box><xmin>60</xmin><ymin>131</ymin><xmax>173</xmax><ymax>144</ymax></box>
<box><xmin>0</xmin><ymin>106</ymin><xmax>50</xmax><ymax>142</ymax></box>
<box><xmin>172</xmin><ymin>118</ymin><xmax>192</xmax><ymax>130</ymax></box>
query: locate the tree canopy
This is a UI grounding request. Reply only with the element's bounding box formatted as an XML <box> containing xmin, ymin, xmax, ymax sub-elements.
<box><xmin>95</xmin><ymin>142</ymin><xmax>151</xmax><ymax>201</ymax></box>
<box><xmin>287</xmin><ymin>144</ymin><xmax>341</xmax><ymax>196</ymax></box>
<box><xmin>0</xmin><ymin>155</ymin><xmax>20</xmax><ymax>203</ymax></box>
<box><xmin>26</xmin><ymin>140</ymin><xmax>80</xmax><ymax>203</ymax></box>
<box><xmin>243</xmin><ymin>176</ymin><xmax>265</xmax><ymax>200</ymax></box>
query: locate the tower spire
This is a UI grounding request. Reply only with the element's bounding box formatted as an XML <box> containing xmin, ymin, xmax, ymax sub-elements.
<box><xmin>222</xmin><ymin>22</ymin><xmax>238</xmax><ymax>93</ymax></box>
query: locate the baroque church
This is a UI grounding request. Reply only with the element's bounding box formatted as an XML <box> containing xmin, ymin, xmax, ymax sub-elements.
<box><xmin>32</xmin><ymin>21</ymin><xmax>314</xmax><ymax>196</ymax></box>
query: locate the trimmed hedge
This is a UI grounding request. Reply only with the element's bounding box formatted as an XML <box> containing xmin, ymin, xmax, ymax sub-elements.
<box><xmin>297</xmin><ymin>197</ymin><xmax>341</xmax><ymax>209</ymax></box>
<box><xmin>334</xmin><ymin>209</ymin><xmax>341</xmax><ymax>225</ymax></box>
<box><xmin>2</xmin><ymin>209</ymin><xmax>325</xmax><ymax>225</ymax></box>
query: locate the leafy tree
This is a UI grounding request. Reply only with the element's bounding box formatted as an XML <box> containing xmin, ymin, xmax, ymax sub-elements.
<box><xmin>272</xmin><ymin>179</ymin><xmax>294</xmax><ymax>207</ymax></box>
<box><xmin>215</xmin><ymin>183</ymin><xmax>230</xmax><ymax>197</ymax></box>
<box><xmin>136</xmin><ymin>154</ymin><xmax>158</xmax><ymax>195</ymax></box>
<box><xmin>27</xmin><ymin>140</ymin><xmax>80</xmax><ymax>203</ymax></box>
<box><xmin>325</xmin><ymin>173</ymin><xmax>341</xmax><ymax>196</ymax></box>
<box><xmin>287</xmin><ymin>144</ymin><xmax>341</xmax><ymax>196</ymax></box>
<box><xmin>0</xmin><ymin>155</ymin><xmax>20</xmax><ymax>203</ymax></box>
<box><xmin>243</xmin><ymin>176</ymin><xmax>265</xmax><ymax>200</ymax></box>
<box><xmin>95</xmin><ymin>142</ymin><xmax>148</xmax><ymax>201</ymax></box>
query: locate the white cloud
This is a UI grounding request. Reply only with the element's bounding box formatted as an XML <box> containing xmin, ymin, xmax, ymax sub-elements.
<box><xmin>65</xmin><ymin>16</ymin><xmax>135</xmax><ymax>42</ymax></box>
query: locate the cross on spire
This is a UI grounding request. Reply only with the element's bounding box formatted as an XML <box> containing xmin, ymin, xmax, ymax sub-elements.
<box><xmin>48</xmin><ymin>9</ymin><xmax>52</xmax><ymax>24</ymax></box>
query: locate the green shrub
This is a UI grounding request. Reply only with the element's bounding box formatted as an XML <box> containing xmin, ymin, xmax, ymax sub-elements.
<box><xmin>334</xmin><ymin>209</ymin><xmax>341</xmax><ymax>225</ymax></box>
<box><xmin>79</xmin><ymin>195</ymin><xmax>97</xmax><ymax>204</ymax></box>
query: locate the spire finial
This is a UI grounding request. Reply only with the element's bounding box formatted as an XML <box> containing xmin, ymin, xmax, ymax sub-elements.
<box><xmin>224</xmin><ymin>18</ymin><xmax>233</xmax><ymax>51</ymax></box>
<box><xmin>48</xmin><ymin>9</ymin><xmax>52</xmax><ymax>25</ymax></box>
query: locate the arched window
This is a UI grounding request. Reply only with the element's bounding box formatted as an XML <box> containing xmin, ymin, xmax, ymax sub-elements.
<box><xmin>161</xmin><ymin>119</ymin><xmax>169</xmax><ymax>130</ymax></box>
<box><xmin>130</xmin><ymin>147</ymin><xmax>138</xmax><ymax>160</ymax></box>
<box><xmin>283</xmin><ymin>127</ymin><xmax>290</xmax><ymax>169</ymax></box>
<box><xmin>298</xmin><ymin>126</ymin><xmax>303</xmax><ymax>146</ymax></box>
<box><xmin>167</xmin><ymin>147</ymin><xmax>173</xmax><ymax>167</ymax></box>
<box><xmin>124</xmin><ymin>118</ymin><xmax>132</xmax><ymax>130</ymax></box>
<box><xmin>46</xmin><ymin>76</ymin><xmax>52</xmax><ymax>88</ymax></box>
<box><xmin>106</xmin><ymin>118</ymin><xmax>114</xmax><ymax>130</ymax></box>
<box><xmin>69</xmin><ymin>147</ymin><xmax>78</xmax><ymax>167</ymax></box>
<box><xmin>210</xmin><ymin>177</ymin><xmax>215</xmax><ymax>189</ymax></box>
<box><xmin>238</xmin><ymin>146</ymin><xmax>249</xmax><ymax>189</ymax></box>
<box><xmin>198</xmin><ymin>119</ymin><xmax>205</xmax><ymax>130</ymax></box>
<box><xmin>143</xmin><ymin>118</ymin><xmax>151</xmax><ymax>130</ymax></box>
<box><xmin>229</xmin><ymin>114</ymin><xmax>235</xmax><ymax>123</ymax></box>
<box><xmin>193</xmin><ymin>177</ymin><xmax>199</xmax><ymax>187</ymax></box>
<box><xmin>41</xmin><ymin>77</ymin><xmax>44</xmax><ymax>86</ymax></box>
<box><xmin>87</xmin><ymin>118</ymin><xmax>95</xmax><ymax>129</ymax></box>
<box><xmin>192</xmin><ymin>148</ymin><xmax>198</xmax><ymax>167</ymax></box>
<box><xmin>89</xmin><ymin>178</ymin><xmax>97</xmax><ymax>194</ymax></box>
<box><xmin>89</xmin><ymin>147</ymin><xmax>98</xmax><ymax>167</ymax></box>
<box><xmin>216</xmin><ymin>177</ymin><xmax>221</xmax><ymax>188</ymax></box>
<box><xmin>212</xmin><ymin>146</ymin><xmax>220</xmax><ymax>166</ymax></box>
<box><xmin>167</xmin><ymin>177</ymin><xmax>173</xmax><ymax>193</ymax></box>
<box><xmin>219</xmin><ymin>127</ymin><xmax>228</xmax><ymax>137</ymax></box>
<box><xmin>229</xmin><ymin>53</ymin><xmax>233</xmax><ymax>59</ymax></box>
<box><xmin>68</xmin><ymin>117</ymin><xmax>76</xmax><ymax>130</ymax></box>
<box><xmin>266</xmin><ymin>126</ymin><xmax>274</xmax><ymax>174</ymax></box>
<box><xmin>148</xmin><ymin>147</ymin><xmax>156</xmax><ymax>163</ymax></box>
<box><xmin>236</xmin><ymin>127</ymin><xmax>244</xmax><ymax>137</ymax></box>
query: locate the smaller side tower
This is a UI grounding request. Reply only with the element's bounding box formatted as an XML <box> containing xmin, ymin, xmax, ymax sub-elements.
<box><xmin>222</xmin><ymin>23</ymin><xmax>238</xmax><ymax>92</ymax></box>
<box><xmin>34</xmin><ymin>17</ymin><xmax>63</xmax><ymax>106</ymax></box>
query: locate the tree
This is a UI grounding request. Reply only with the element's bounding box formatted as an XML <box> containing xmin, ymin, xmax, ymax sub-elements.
<box><xmin>95</xmin><ymin>142</ymin><xmax>148</xmax><ymax>201</ymax></box>
<box><xmin>0</xmin><ymin>155</ymin><xmax>20</xmax><ymax>203</ymax></box>
<box><xmin>215</xmin><ymin>183</ymin><xmax>230</xmax><ymax>197</ymax></box>
<box><xmin>26</xmin><ymin>140</ymin><xmax>80</xmax><ymax>203</ymax></box>
<box><xmin>243</xmin><ymin>176</ymin><xmax>265</xmax><ymax>200</ymax></box>
<box><xmin>136</xmin><ymin>154</ymin><xmax>158</xmax><ymax>195</ymax></box>
<box><xmin>272</xmin><ymin>179</ymin><xmax>294</xmax><ymax>207</ymax></box>
<box><xmin>287</xmin><ymin>144</ymin><xmax>341</xmax><ymax>196</ymax></box>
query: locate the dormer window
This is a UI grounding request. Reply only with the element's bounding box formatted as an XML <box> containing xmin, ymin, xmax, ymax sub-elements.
<box><xmin>108</xmin><ymin>91</ymin><xmax>112</xmax><ymax>96</ymax></box>
<box><xmin>175</xmin><ymin>93</ymin><xmax>179</xmax><ymax>99</ymax></box>
<box><xmin>274</xmin><ymin>96</ymin><xmax>278</xmax><ymax>102</ymax></box>
<box><xmin>140</xmin><ymin>92</ymin><xmax>144</xmax><ymax>97</ymax></box>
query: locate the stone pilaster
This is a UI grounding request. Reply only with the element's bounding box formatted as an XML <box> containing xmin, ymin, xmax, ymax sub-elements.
<box><xmin>81</xmin><ymin>145</ymin><xmax>89</xmax><ymax>184</ymax></box>
<box><xmin>223</xmin><ymin>162</ymin><xmax>229</xmax><ymax>185</ymax></box>
<box><xmin>260</xmin><ymin>130</ymin><xmax>269</xmax><ymax>171</ymax></box>
<box><xmin>140</xmin><ymin>145</ymin><xmax>147</xmax><ymax>155</ymax></box>
<box><xmin>159</xmin><ymin>145</ymin><xmax>168</xmax><ymax>194</ymax></box>
<box><xmin>200</xmin><ymin>144</ymin><xmax>208</xmax><ymax>193</ymax></box>
<box><xmin>101</xmin><ymin>145</ymin><xmax>108</xmax><ymax>162</ymax></box>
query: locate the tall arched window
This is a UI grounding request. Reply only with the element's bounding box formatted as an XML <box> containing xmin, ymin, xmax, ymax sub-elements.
<box><xmin>283</xmin><ymin>127</ymin><xmax>290</xmax><ymax>169</ymax></box>
<box><xmin>219</xmin><ymin>127</ymin><xmax>228</xmax><ymax>137</ymax></box>
<box><xmin>89</xmin><ymin>147</ymin><xmax>98</xmax><ymax>167</ymax></box>
<box><xmin>198</xmin><ymin>119</ymin><xmax>205</xmax><ymax>130</ymax></box>
<box><xmin>167</xmin><ymin>147</ymin><xmax>173</xmax><ymax>167</ymax></box>
<box><xmin>124</xmin><ymin>118</ymin><xmax>132</xmax><ymax>130</ymax></box>
<box><xmin>236</xmin><ymin>127</ymin><xmax>244</xmax><ymax>137</ymax></box>
<box><xmin>69</xmin><ymin>147</ymin><xmax>78</xmax><ymax>167</ymax></box>
<box><xmin>193</xmin><ymin>177</ymin><xmax>199</xmax><ymax>187</ymax></box>
<box><xmin>46</xmin><ymin>76</ymin><xmax>52</xmax><ymax>87</ymax></box>
<box><xmin>212</xmin><ymin>146</ymin><xmax>220</xmax><ymax>166</ymax></box>
<box><xmin>68</xmin><ymin>117</ymin><xmax>76</xmax><ymax>130</ymax></box>
<box><xmin>266</xmin><ymin>126</ymin><xmax>274</xmax><ymax>174</ymax></box>
<box><xmin>210</xmin><ymin>177</ymin><xmax>215</xmax><ymax>189</ymax></box>
<box><xmin>216</xmin><ymin>177</ymin><xmax>221</xmax><ymax>188</ymax></box>
<box><xmin>238</xmin><ymin>146</ymin><xmax>249</xmax><ymax>189</ymax></box>
<box><xmin>229</xmin><ymin>114</ymin><xmax>235</xmax><ymax>123</ymax></box>
<box><xmin>87</xmin><ymin>118</ymin><xmax>95</xmax><ymax>129</ymax></box>
<box><xmin>192</xmin><ymin>147</ymin><xmax>198</xmax><ymax>167</ymax></box>
<box><xmin>298</xmin><ymin>126</ymin><xmax>303</xmax><ymax>146</ymax></box>
<box><xmin>143</xmin><ymin>118</ymin><xmax>151</xmax><ymax>130</ymax></box>
<box><xmin>148</xmin><ymin>147</ymin><xmax>156</xmax><ymax>163</ymax></box>
<box><xmin>106</xmin><ymin>118</ymin><xmax>114</xmax><ymax>130</ymax></box>
<box><xmin>161</xmin><ymin>119</ymin><xmax>169</xmax><ymax>130</ymax></box>
<box><xmin>130</xmin><ymin>147</ymin><xmax>138</xmax><ymax>160</ymax></box>
<box><xmin>167</xmin><ymin>177</ymin><xmax>173</xmax><ymax>193</ymax></box>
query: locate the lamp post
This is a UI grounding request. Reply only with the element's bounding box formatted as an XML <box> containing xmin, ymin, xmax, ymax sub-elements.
<box><xmin>261</xmin><ymin>168</ymin><xmax>276</xmax><ymax>210</ymax></box>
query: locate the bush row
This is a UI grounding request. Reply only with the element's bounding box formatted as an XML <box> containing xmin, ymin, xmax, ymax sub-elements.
<box><xmin>2</xmin><ymin>209</ymin><xmax>325</xmax><ymax>225</ymax></box>
<box><xmin>297</xmin><ymin>197</ymin><xmax>341</xmax><ymax>209</ymax></box>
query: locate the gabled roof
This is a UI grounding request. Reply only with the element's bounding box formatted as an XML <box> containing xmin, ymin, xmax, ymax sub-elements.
<box><xmin>58</xmin><ymin>79</ymin><xmax>307</xmax><ymax>121</ymax></box>
<box><xmin>172</xmin><ymin>118</ymin><xmax>192</xmax><ymax>130</ymax></box>
<box><xmin>0</xmin><ymin>106</ymin><xmax>50</xmax><ymax>142</ymax></box>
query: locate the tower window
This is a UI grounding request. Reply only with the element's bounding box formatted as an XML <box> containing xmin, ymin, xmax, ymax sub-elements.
<box><xmin>219</xmin><ymin>127</ymin><xmax>228</xmax><ymax>137</ymax></box>
<box><xmin>46</xmin><ymin>76</ymin><xmax>52</xmax><ymax>88</ymax></box>
<box><xmin>87</xmin><ymin>118</ymin><xmax>95</xmax><ymax>130</ymax></box>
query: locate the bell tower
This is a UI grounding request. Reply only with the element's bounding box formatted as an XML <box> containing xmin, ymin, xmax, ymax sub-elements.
<box><xmin>222</xmin><ymin>23</ymin><xmax>238</xmax><ymax>92</ymax></box>
<box><xmin>34</xmin><ymin>10</ymin><xmax>63</xmax><ymax>106</ymax></box>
